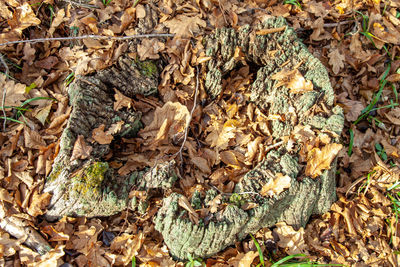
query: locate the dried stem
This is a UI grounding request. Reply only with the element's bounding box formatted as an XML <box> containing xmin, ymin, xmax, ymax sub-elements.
<box><xmin>0</xmin><ymin>53</ymin><xmax>9</xmax><ymax>132</ymax></box>
<box><xmin>0</xmin><ymin>33</ymin><xmax>174</xmax><ymax>47</ymax></box>
<box><xmin>174</xmin><ymin>65</ymin><xmax>200</xmax><ymax>164</ymax></box>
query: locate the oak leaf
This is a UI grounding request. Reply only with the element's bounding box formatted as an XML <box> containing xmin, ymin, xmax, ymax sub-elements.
<box><xmin>260</xmin><ymin>173</ymin><xmax>291</xmax><ymax>197</ymax></box>
<box><xmin>328</xmin><ymin>48</ymin><xmax>345</xmax><ymax>75</ymax></box>
<box><xmin>92</xmin><ymin>124</ymin><xmax>113</xmax><ymax>145</ymax></box>
<box><xmin>1</xmin><ymin>74</ymin><xmax>26</xmax><ymax>107</ymax></box>
<box><xmin>163</xmin><ymin>14</ymin><xmax>206</xmax><ymax>38</ymax></box>
<box><xmin>274</xmin><ymin>222</ymin><xmax>308</xmax><ymax>254</ymax></box>
<box><xmin>113</xmin><ymin>89</ymin><xmax>132</xmax><ymax>111</ymax></box>
<box><xmin>305</xmin><ymin>143</ymin><xmax>343</xmax><ymax>178</ymax></box>
<box><xmin>139</xmin><ymin>101</ymin><xmax>190</xmax><ymax>147</ymax></box>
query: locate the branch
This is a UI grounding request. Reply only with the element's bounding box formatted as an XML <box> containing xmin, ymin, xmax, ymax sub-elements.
<box><xmin>0</xmin><ymin>33</ymin><xmax>174</xmax><ymax>47</ymax></box>
<box><xmin>0</xmin><ymin>216</ymin><xmax>51</xmax><ymax>255</ymax></box>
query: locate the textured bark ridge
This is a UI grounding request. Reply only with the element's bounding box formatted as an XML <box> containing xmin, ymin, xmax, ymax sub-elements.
<box><xmin>44</xmin><ymin>57</ymin><xmax>161</xmax><ymax>220</ymax></box>
<box><xmin>154</xmin><ymin>16</ymin><xmax>344</xmax><ymax>260</ymax></box>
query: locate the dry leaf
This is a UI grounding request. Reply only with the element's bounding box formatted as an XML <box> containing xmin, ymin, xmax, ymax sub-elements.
<box><xmin>27</xmin><ymin>191</ymin><xmax>52</xmax><ymax>217</ymax></box>
<box><xmin>238</xmin><ymin>250</ymin><xmax>259</xmax><ymax>267</ymax></box>
<box><xmin>178</xmin><ymin>195</ymin><xmax>199</xmax><ymax>224</ymax></box>
<box><xmin>92</xmin><ymin>124</ymin><xmax>113</xmax><ymax>145</ymax></box>
<box><xmin>271</xmin><ymin>69</ymin><xmax>313</xmax><ymax>93</ymax></box>
<box><xmin>274</xmin><ymin>222</ymin><xmax>308</xmax><ymax>254</ymax></box>
<box><xmin>305</xmin><ymin>143</ymin><xmax>343</xmax><ymax>178</ymax></box>
<box><xmin>139</xmin><ymin>101</ymin><xmax>190</xmax><ymax>147</ymax></box>
<box><xmin>163</xmin><ymin>14</ymin><xmax>206</xmax><ymax>38</ymax></box>
<box><xmin>207</xmin><ymin>194</ymin><xmax>222</xmax><ymax>213</ymax></box>
<box><xmin>191</xmin><ymin>156</ymin><xmax>211</xmax><ymax>174</ymax></box>
<box><xmin>219</xmin><ymin>150</ymin><xmax>240</xmax><ymax>168</ymax></box>
<box><xmin>1</xmin><ymin>74</ymin><xmax>26</xmax><ymax>107</ymax></box>
<box><xmin>137</xmin><ymin>39</ymin><xmax>165</xmax><ymax>60</ymax></box>
<box><xmin>260</xmin><ymin>173</ymin><xmax>291</xmax><ymax>197</ymax></box>
<box><xmin>24</xmin><ymin>127</ymin><xmax>46</xmax><ymax>149</ymax></box>
<box><xmin>70</xmin><ymin>135</ymin><xmax>93</xmax><ymax>161</ymax></box>
<box><xmin>34</xmin><ymin>56</ymin><xmax>59</xmax><ymax>70</ymax></box>
<box><xmin>328</xmin><ymin>48</ymin><xmax>345</xmax><ymax>75</ymax></box>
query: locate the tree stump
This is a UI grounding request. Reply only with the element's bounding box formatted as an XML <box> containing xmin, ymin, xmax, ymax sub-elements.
<box><xmin>43</xmin><ymin>57</ymin><xmax>161</xmax><ymax>219</ymax></box>
<box><xmin>44</xmin><ymin>16</ymin><xmax>344</xmax><ymax>260</ymax></box>
<box><xmin>154</xmin><ymin>16</ymin><xmax>344</xmax><ymax>260</ymax></box>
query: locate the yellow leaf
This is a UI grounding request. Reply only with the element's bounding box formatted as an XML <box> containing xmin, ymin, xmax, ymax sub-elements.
<box><xmin>220</xmin><ymin>150</ymin><xmax>240</xmax><ymax>168</ymax></box>
<box><xmin>305</xmin><ymin>143</ymin><xmax>343</xmax><ymax>178</ymax></box>
<box><xmin>260</xmin><ymin>173</ymin><xmax>291</xmax><ymax>197</ymax></box>
<box><xmin>271</xmin><ymin>69</ymin><xmax>313</xmax><ymax>93</ymax></box>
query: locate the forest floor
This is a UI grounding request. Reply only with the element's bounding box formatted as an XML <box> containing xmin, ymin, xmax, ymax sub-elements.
<box><xmin>0</xmin><ymin>0</ymin><xmax>400</xmax><ymax>266</ymax></box>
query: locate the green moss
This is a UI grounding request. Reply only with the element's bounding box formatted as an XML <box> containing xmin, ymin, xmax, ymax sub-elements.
<box><xmin>47</xmin><ymin>163</ymin><xmax>63</xmax><ymax>182</ymax></box>
<box><xmin>72</xmin><ymin>162</ymin><xmax>109</xmax><ymax>196</ymax></box>
<box><xmin>229</xmin><ymin>193</ymin><xmax>245</xmax><ymax>207</ymax></box>
<box><xmin>134</xmin><ymin>59</ymin><xmax>158</xmax><ymax>78</ymax></box>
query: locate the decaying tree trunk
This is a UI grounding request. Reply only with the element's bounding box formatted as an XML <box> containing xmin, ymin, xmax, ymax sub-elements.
<box><xmin>44</xmin><ymin>16</ymin><xmax>344</xmax><ymax>260</ymax></box>
<box><xmin>43</xmin><ymin>57</ymin><xmax>161</xmax><ymax>220</ymax></box>
<box><xmin>154</xmin><ymin>16</ymin><xmax>344</xmax><ymax>259</ymax></box>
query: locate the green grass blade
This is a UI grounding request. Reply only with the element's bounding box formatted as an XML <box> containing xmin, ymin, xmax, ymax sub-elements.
<box><xmin>0</xmin><ymin>116</ymin><xmax>24</xmax><ymax>123</ymax></box>
<box><xmin>250</xmin><ymin>234</ymin><xmax>264</xmax><ymax>266</ymax></box>
<box><xmin>348</xmin><ymin>128</ymin><xmax>354</xmax><ymax>156</ymax></box>
<box><xmin>20</xmin><ymin>97</ymin><xmax>56</xmax><ymax>108</ymax></box>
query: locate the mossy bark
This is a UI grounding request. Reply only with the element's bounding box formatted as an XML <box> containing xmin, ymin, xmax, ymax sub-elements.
<box><xmin>44</xmin><ymin>57</ymin><xmax>160</xmax><ymax>220</ymax></box>
<box><xmin>154</xmin><ymin>17</ymin><xmax>344</xmax><ymax>260</ymax></box>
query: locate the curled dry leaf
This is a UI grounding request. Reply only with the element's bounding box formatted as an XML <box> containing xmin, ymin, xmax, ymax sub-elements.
<box><xmin>305</xmin><ymin>143</ymin><xmax>343</xmax><ymax>178</ymax></box>
<box><xmin>260</xmin><ymin>173</ymin><xmax>291</xmax><ymax>197</ymax></box>
<box><xmin>70</xmin><ymin>135</ymin><xmax>93</xmax><ymax>161</ymax></box>
<box><xmin>113</xmin><ymin>89</ymin><xmax>132</xmax><ymax>111</ymax></box>
<box><xmin>27</xmin><ymin>191</ymin><xmax>52</xmax><ymax>217</ymax></box>
<box><xmin>178</xmin><ymin>195</ymin><xmax>199</xmax><ymax>224</ymax></box>
<box><xmin>274</xmin><ymin>222</ymin><xmax>308</xmax><ymax>255</ymax></box>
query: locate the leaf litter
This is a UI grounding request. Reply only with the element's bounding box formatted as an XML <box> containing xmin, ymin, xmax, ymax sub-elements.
<box><xmin>0</xmin><ymin>0</ymin><xmax>400</xmax><ymax>266</ymax></box>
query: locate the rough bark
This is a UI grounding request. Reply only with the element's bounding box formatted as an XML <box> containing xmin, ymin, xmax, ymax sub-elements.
<box><xmin>44</xmin><ymin>57</ymin><xmax>160</xmax><ymax>220</ymax></box>
<box><xmin>154</xmin><ymin>16</ymin><xmax>344</xmax><ymax>260</ymax></box>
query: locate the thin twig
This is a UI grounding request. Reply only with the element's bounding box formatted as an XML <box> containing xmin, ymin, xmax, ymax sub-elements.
<box><xmin>0</xmin><ymin>53</ymin><xmax>9</xmax><ymax>132</ymax></box>
<box><xmin>264</xmin><ymin>140</ymin><xmax>284</xmax><ymax>153</ymax></box>
<box><xmin>324</xmin><ymin>20</ymin><xmax>355</xmax><ymax>27</ymax></box>
<box><xmin>0</xmin><ymin>33</ymin><xmax>174</xmax><ymax>47</ymax></box>
<box><xmin>174</xmin><ymin>65</ymin><xmax>200</xmax><ymax>163</ymax></box>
